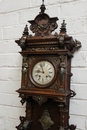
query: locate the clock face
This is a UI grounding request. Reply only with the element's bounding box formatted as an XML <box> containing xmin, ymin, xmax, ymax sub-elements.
<box><xmin>32</xmin><ymin>61</ymin><xmax>55</xmax><ymax>86</ymax></box>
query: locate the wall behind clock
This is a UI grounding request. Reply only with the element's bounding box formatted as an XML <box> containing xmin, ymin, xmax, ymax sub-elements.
<box><xmin>0</xmin><ymin>0</ymin><xmax>87</xmax><ymax>129</ymax></box>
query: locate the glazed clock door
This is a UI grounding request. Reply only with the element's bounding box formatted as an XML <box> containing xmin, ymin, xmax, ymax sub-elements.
<box><xmin>32</xmin><ymin>60</ymin><xmax>55</xmax><ymax>85</ymax></box>
<box><xmin>29</xmin><ymin>57</ymin><xmax>58</xmax><ymax>88</ymax></box>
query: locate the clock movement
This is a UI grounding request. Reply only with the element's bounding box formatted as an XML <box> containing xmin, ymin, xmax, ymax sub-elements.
<box><xmin>15</xmin><ymin>1</ymin><xmax>81</xmax><ymax>130</ymax></box>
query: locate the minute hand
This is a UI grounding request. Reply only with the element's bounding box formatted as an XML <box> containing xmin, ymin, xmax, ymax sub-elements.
<box><xmin>40</xmin><ymin>64</ymin><xmax>44</xmax><ymax>73</ymax></box>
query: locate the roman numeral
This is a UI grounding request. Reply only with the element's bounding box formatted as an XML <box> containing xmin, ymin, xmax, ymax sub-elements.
<box><xmin>42</xmin><ymin>78</ymin><xmax>44</xmax><ymax>82</ymax></box>
<box><xmin>49</xmin><ymin>71</ymin><xmax>52</xmax><ymax>73</ymax></box>
<box><xmin>38</xmin><ymin>75</ymin><xmax>41</xmax><ymax>80</ymax></box>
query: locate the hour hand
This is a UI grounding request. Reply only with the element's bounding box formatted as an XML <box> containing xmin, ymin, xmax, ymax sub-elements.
<box><xmin>36</xmin><ymin>70</ymin><xmax>41</xmax><ymax>73</ymax></box>
<box><xmin>36</xmin><ymin>70</ymin><xmax>43</xmax><ymax>73</ymax></box>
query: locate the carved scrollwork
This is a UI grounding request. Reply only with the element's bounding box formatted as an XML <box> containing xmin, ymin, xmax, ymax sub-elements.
<box><xmin>29</xmin><ymin>10</ymin><xmax>58</xmax><ymax>37</ymax></box>
<box><xmin>72</xmin><ymin>39</ymin><xmax>81</xmax><ymax>53</ymax></box>
<box><xmin>65</xmin><ymin>38</ymin><xmax>81</xmax><ymax>54</ymax></box>
<box><xmin>33</xmin><ymin>95</ymin><xmax>48</xmax><ymax>106</ymax></box>
<box><xmin>16</xmin><ymin>116</ymin><xmax>32</xmax><ymax>130</ymax></box>
<box><xmin>50</xmin><ymin>80</ymin><xmax>58</xmax><ymax>90</ymax></box>
<box><xmin>27</xmin><ymin>46</ymin><xmax>59</xmax><ymax>52</ymax></box>
<box><xmin>70</xmin><ymin>90</ymin><xmax>76</xmax><ymax>97</ymax></box>
<box><xmin>30</xmin><ymin>23</ymin><xmax>38</xmax><ymax>34</ymax></box>
<box><xmin>30</xmin><ymin>20</ymin><xmax>58</xmax><ymax>37</ymax></box>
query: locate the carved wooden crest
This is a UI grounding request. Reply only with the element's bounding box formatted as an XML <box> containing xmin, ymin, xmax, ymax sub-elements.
<box><xmin>29</xmin><ymin>3</ymin><xmax>58</xmax><ymax>37</ymax></box>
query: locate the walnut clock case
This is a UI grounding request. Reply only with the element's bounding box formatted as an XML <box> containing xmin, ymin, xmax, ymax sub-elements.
<box><xmin>15</xmin><ymin>2</ymin><xmax>81</xmax><ymax>130</ymax></box>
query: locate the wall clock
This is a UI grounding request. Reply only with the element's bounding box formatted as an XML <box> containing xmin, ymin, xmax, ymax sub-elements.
<box><xmin>15</xmin><ymin>1</ymin><xmax>81</xmax><ymax>130</ymax></box>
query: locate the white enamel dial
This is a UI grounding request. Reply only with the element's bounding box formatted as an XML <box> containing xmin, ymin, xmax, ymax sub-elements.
<box><xmin>32</xmin><ymin>61</ymin><xmax>55</xmax><ymax>85</ymax></box>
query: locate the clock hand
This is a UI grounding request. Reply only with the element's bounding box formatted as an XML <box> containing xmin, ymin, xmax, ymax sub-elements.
<box><xmin>36</xmin><ymin>70</ymin><xmax>44</xmax><ymax>73</ymax></box>
<box><xmin>40</xmin><ymin>64</ymin><xmax>44</xmax><ymax>73</ymax></box>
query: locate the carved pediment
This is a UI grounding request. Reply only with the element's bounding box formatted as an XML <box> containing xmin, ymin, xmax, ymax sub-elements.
<box><xmin>28</xmin><ymin>1</ymin><xmax>58</xmax><ymax>37</ymax></box>
<box><xmin>29</xmin><ymin>13</ymin><xmax>58</xmax><ymax>37</ymax></box>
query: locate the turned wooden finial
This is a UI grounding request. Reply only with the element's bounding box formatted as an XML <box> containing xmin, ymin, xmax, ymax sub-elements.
<box><xmin>23</xmin><ymin>25</ymin><xmax>29</xmax><ymax>35</ymax></box>
<box><xmin>40</xmin><ymin>0</ymin><xmax>46</xmax><ymax>13</ymax></box>
<box><xmin>42</xmin><ymin>0</ymin><xmax>44</xmax><ymax>5</ymax></box>
<box><xmin>60</xmin><ymin>20</ymin><xmax>67</xmax><ymax>34</ymax></box>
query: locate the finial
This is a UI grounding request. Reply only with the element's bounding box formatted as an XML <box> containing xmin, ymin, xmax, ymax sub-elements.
<box><xmin>60</xmin><ymin>20</ymin><xmax>67</xmax><ymax>34</ymax></box>
<box><xmin>42</xmin><ymin>0</ymin><xmax>44</xmax><ymax>5</ymax></box>
<box><xmin>40</xmin><ymin>0</ymin><xmax>46</xmax><ymax>14</ymax></box>
<box><xmin>23</xmin><ymin>25</ymin><xmax>29</xmax><ymax>35</ymax></box>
